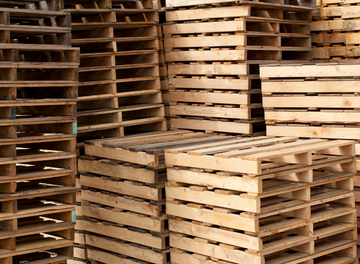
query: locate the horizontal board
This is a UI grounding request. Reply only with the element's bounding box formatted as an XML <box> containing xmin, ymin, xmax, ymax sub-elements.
<box><xmin>163</xmin><ymin>21</ymin><xmax>245</xmax><ymax>34</ymax></box>
<box><xmin>169</xmin><ymin>78</ymin><xmax>252</xmax><ymax>90</ymax></box>
<box><xmin>168</xmin><ymin>64</ymin><xmax>250</xmax><ymax>76</ymax></box>
<box><xmin>169</xmin><ymin>91</ymin><xmax>249</xmax><ymax>105</ymax></box>
<box><xmin>263</xmin><ymin>96</ymin><xmax>360</xmax><ymax>108</ymax></box>
<box><xmin>170</xmin><ymin>105</ymin><xmax>251</xmax><ymax>119</ymax></box>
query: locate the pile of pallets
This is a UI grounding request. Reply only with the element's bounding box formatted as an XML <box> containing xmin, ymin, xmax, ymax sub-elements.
<box><xmin>61</xmin><ymin>0</ymin><xmax>166</xmax><ymax>143</ymax></box>
<box><xmin>260</xmin><ymin>62</ymin><xmax>360</xmax><ymax>260</ymax></box>
<box><xmin>0</xmin><ymin>1</ymin><xmax>78</xmax><ymax>263</ymax></box>
<box><xmin>77</xmin><ymin>130</ymin><xmax>231</xmax><ymax>263</ymax></box>
<box><xmin>311</xmin><ymin>0</ymin><xmax>360</xmax><ymax>62</ymax></box>
<box><xmin>165</xmin><ymin>136</ymin><xmax>357</xmax><ymax>263</ymax></box>
<box><xmin>164</xmin><ymin>0</ymin><xmax>314</xmax><ymax>135</ymax></box>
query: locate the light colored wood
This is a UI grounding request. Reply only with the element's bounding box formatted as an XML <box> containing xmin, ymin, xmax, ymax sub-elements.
<box><xmin>169</xmin><ymin>219</ymin><xmax>261</xmax><ymax>250</ymax></box>
<box><xmin>169</xmin><ymin>78</ymin><xmax>251</xmax><ymax>90</ymax></box>
<box><xmin>170</xmin><ymin>235</ymin><xmax>262</xmax><ymax>264</ymax></box>
<box><xmin>165</xmin><ymin>50</ymin><xmax>246</xmax><ymax>62</ymax></box>
<box><xmin>171</xmin><ymin>118</ymin><xmax>252</xmax><ymax>134</ymax></box>
<box><xmin>265</xmin><ymin>111</ymin><xmax>360</xmax><ymax>123</ymax></box>
<box><xmin>166</xmin><ymin>6</ymin><xmax>249</xmax><ymax>21</ymax></box>
<box><xmin>166</xmin><ymin>0</ymin><xmax>250</xmax><ymax>7</ymax></box>
<box><xmin>168</xmin><ymin>64</ymin><xmax>249</xmax><ymax>76</ymax></box>
<box><xmin>262</xmin><ymin>80</ymin><xmax>360</xmax><ymax>93</ymax></box>
<box><xmin>166</xmin><ymin>203</ymin><xmax>258</xmax><ymax>232</ymax></box>
<box><xmin>166</xmin><ymin>186</ymin><xmax>259</xmax><ymax>212</ymax></box>
<box><xmin>267</xmin><ymin>125</ymin><xmax>360</xmax><ymax>140</ymax></box>
<box><xmin>167</xmin><ymin>168</ymin><xmax>261</xmax><ymax>193</ymax></box>
<box><xmin>260</xmin><ymin>64</ymin><xmax>360</xmax><ymax>78</ymax></box>
<box><xmin>165</xmin><ymin>35</ymin><xmax>246</xmax><ymax>49</ymax></box>
<box><xmin>82</xmin><ymin>220</ymin><xmax>166</xmax><ymax>249</ymax></box>
<box><xmin>82</xmin><ymin>204</ymin><xmax>165</xmax><ymax>232</ymax></box>
<box><xmin>169</xmin><ymin>91</ymin><xmax>249</xmax><ymax>105</ymax></box>
<box><xmin>163</xmin><ymin>20</ymin><xmax>245</xmax><ymax>35</ymax></box>
<box><xmin>170</xmin><ymin>105</ymin><xmax>250</xmax><ymax>119</ymax></box>
<box><xmin>86</xmin><ymin>234</ymin><xmax>168</xmax><ymax>264</ymax></box>
<box><xmin>81</xmin><ymin>190</ymin><xmax>161</xmax><ymax>216</ymax></box>
<box><xmin>85</xmin><ymin>144</ymin><xmax>159</xmax><ymax>167</ymax></box>
<box><xmin>78</xmin><ymin>159</ymin><xmax>158</xmax><ymax>184</ymax></box>
<box><xmin>80</xmin><ymin>175</ymin><xmax>161</xmax><ymax>200</ymax></box>
<box><xmin>87</xmin><ymin>247</ymin><xmax>146</xmax><ymax>264</ymax></box>
<box><xmin>263</xmin><ymin>96</ymin><xmax>360</xmax><ymax>108</ymax></box>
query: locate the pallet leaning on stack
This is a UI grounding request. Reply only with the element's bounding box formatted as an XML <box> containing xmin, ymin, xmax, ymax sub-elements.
<box><xmin>260</xmin><ymin>62</ymin><xmax>360</xmax><ymax>260</ymax></box>
<box><xmin>164</xmin><ymin>136</ymin><xmax>357</xmax><ymax>263</ymax></box>
<box><xmin>0</xmin><ymin>1</ymin><xmax>78</xmax><ymax>263</ymax></box>
<box><xmin>164</xmin><ymin>0</ymin><xmax>314</xmax><ymax>135</ymax></box>
<box><xmin>61</xmin><ymin>0</ymin><xmax>166</xmax><ymax>144</ymax></box>
<box><xmin>77</xmin><ymin>130</ymin><xmax>232</xmax><ymax>263</ymax></box>
<box><xmin>311</xmin><ymin>0</ymin><xmax>360</xmax><ymax>62</ymax></box>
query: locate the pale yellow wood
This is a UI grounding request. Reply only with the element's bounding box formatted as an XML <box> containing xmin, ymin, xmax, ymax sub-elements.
<box><xmin>166</xmin><ymin>203</ymin><xmax>258</xmax><ymax>232</ymax></box>
<box><xmin>86</xmin><ymin>234</ymin><xmax>167</xmax><ymax>264</ymax></box>
<box><xmin>166</xmin><ymin>0</ymin><xmax>248</xmax><ymax>8</ymax></box>
<box><xmin>267</xmin><ymin>125</ymin><xmax>360</xmax><ymax>140</ymax></box>
<box><xmin>80</xmin><ymin>175</ymin><xmax>161</xmax><ymax>200</ymax></box>
<box><xmin>171</xmin><ymin>250</ymin><xmax>211</xmax><ymax>264</ymax></box>
<box><xmin>169</xmin><ymin>219</ymin><xmax>261</xmax><ymax>250</ymax></box>
<box><xmin>265</xmin><ymin>111</ymin><xmax>360</xmax><ymax>123</ymax></box>
<box><xmin>169</xmin><ymin>64</ymin><xmax>249</xmax><ymax>77</ymax></box>
<box><xmin>260</xmin><ymin>64</ymin><xmax>360</xmax><ymax>78</ymax></box>
<box><xmin>262</xmin><ymin>80</ymin><xmax>360</xmax><ymax>93</ymax></box>
<box><xmin>165</xmin><ymin>152</ymin><xmax>260</xmax><ymax>174</ymax></box>
<box><xmin>82</xmin><ymin>220</ymin><xmax>166</xmax><ymax>249</ymax></box>
<box><xmin>163</xmin><ymin>20</ymin><xmax>245</xmax><ymax>35</ymax></box>
<box><xmin>85</xmin><ymin>144</ymin><xmax>158</xmax><ymax>167</ymax></box>
<box><xmin>170</xmin><ymin>235</ymin><xmax>263</xmax><ymax>264</ymax></box>
<box><xmin>166</xmin><ymin>6</ymin><xmax>249</xmax><ymax>21</ymax></box>
<box><xmin>170</xmin><ymin>118</ymin><xmax>252</xmax><ymax>134</ymax></box>
<box><xmin>81</xmin><ymin>190</ymin><xmax>161</xmax><ymax>216</ymax></box>
<box><xmin>87</xmin><ymin>248</ymin><xmax>145</xmax><ymax>264</ymax></box>
<box><xmin>263</xmin><ymin>96</ymin><xmax>360</xmax><ymax>108</ymax></box>
<box><xmin>82</xmin><ymin>204</ymin><xmax>165</xmax><ymax>232</ymax></box>
<box><xmin>170</xmin><ymin>105</ymin><xmax>250</xmax><ymax>119</ymax></box>
<box><xmin>165</xmin><ymin>50</ymin><xmax>246</xmax><ymax>62</ymax></box>
<box><xmin>167</xmin><ymin>168</ymin><xmax>261</xmax><ymax>193</ymax></box>
<box><xmin>166</xmin><ymin>186</ymin><xmax>259</xmax><ymax>212</ymax></box>
<box><xmin>169</xmin><ymin>78</ymin><xmax>251</xmax><ymax>90</ymax></box>
<box><xmin>165</xmin><ymin>35</ymin><xmax>246</xmax><ymax>49</ymax></box>
<box><xmin>78</xmin><ymin>159</ymin><xmax>158</xmax><ymax>184</ymax></box>
<box><xmin>169</xmin><ymin>91</ymin><xmax>249</xmax><ymax>105</ymax></box>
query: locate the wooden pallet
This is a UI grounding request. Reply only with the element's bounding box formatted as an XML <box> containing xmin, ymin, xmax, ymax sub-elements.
<box><xmin>0</xmin><ymin>0</ymin><xmax>59</xmax><ymax>10</ymax></box>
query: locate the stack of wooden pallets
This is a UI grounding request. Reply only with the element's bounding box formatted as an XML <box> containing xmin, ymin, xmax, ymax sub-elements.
<box><xmin>311</xmin><ymin>0</ymin><xmax>360</xmax><ymax>62</ymax></box>
<box><xmin>77</xmin><ymin>130</ymin><xmax>232</xmax><ymax>263</ymax></box>
<box><xmin>61</xmin><ymin>0</ymin><xmax>166</xmax><ymax>144</ymax></box>
<box><xmin>165</xmin><ymin>136</ymin><xmax>357</xmax><ymax>263</ymax></box>
<box><xmin>164</xmin><ymin>0</ymin><xmax>314</xmax><ymax>135</ymax></box>
<box><xmin>260</xmin><ymin>62</ymin><xmax>360</xmax><ymax>259</ymax></box>
<box><xmin>0</xmin><ymin>0</ymin><xmax>78</xmax><ymax>263</ymax></box>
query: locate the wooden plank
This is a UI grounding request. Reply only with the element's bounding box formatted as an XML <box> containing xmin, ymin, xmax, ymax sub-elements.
<box><xmin>262</xmin><ymin>80</ymin><xmax>360</xmax><ymax>93</ymax></box>
<box><xmin>80</xmin><ymin>175</ymin><xmax>162</xmax><ymax>200</ymax></box>
<box><xmin>170</xmin><ymin>235</ymin><xmax>262</xmax><ymax>264</ymax></box>
<box><xmin>166</xmin><ymin>203</ymin><xmax>257</xmax><ymax>232</ymax></box>
<box><xmin>82</xmin><ymin>204</ymin><xmax>166</xmax><ymax>233</ymax></box>
<box><xmin>165</xmin><ymin>35</ymin><xmax>246</xmax><ymax>49</ymax></box>
<box><xmin>81</xmin><ymin>190</ymin><xmax>161</xmax><ymax>217</ymax></box>
<box><xmin>86</xmin><ymin>234</ymin><xmax>167</xmax><ymax>264</ymax></box>
<box><xmin>165</xmin><ymin>50</ymin><xmax>246</xmax><ymax>62</ymax></box>
<box><xmin>166</xmin><ymin>6</ymin><xmax>249</xmax><ymax>21</ymax></box>
<box><xmin>163</xmin><ymin>21</ymin><xmax>245</xmax><ymax>35</ymax></box>
<box><xmin>169</xmin><ymin>219</ymin><xmax>261</xmax><ymax>250</ymax></box>
<box><xmin>263</xmin><ymin>96</ymin><xmax>360</xmax><ymax>108</ymax></box>
<box><xmin>85</xmin><ymin>144</ymin><xmax>159</xmax><ymax>167</ymax></box>
<box><xmin>260</xmin><ymin>64</ymin><xmax>360</xmax><ymax>78</ymax></box>
<box><xmin>169</xmin><ymin>91</ymin><xmax>249</xmax><ymax>105</ymax></box>
<box><xmin>167</xmin><ymin>168</ymin><xmax>261</xmax><ymax>193</ymax></box>
<box><xmin>81</xmin><ymin>220</ymin><xmax>167</xmax><ymax>249</ymax></box>
<box><xmin>267</xmin><ymin>125</ymin><xmax>360</xmax><ymax>140</ymax></box>
<box><xmin>78</xmin><ymin>159</ymin><xmax>159</xmax><ymax>184</ymax></box>
<box><xmin>166</xmin><ymin>186</ymin><xmax>259</xmax><ymax>212</ymax></box>
<box><xmin>169</xmin><ymin>78</ymin><xmax>252</xmax><ymax>90</ymax></box>
<box><xmin>265</xmin><ymin>110</ymin><xmax>360</xmax><ymax>123</ymax></box>
<box><xmin>170</xmin><ymin>105</ymin><xmax>251</xmax><ymax>119</ymax></box>
<box><xmin>171</xmin><ymin>118</ymin><xmax>253</xmax><ymax>134</ymax></box>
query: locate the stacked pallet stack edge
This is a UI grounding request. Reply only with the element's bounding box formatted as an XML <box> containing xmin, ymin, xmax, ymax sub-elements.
<box><xmin>164</xmin><ymin>0</ymin><xmax>314</xmax><ymax>135</ymax></box>
<box><xmin>77</xmin><ymin>130</ymin><xmax>234</xmax><ymax>263</ymax></box>
<box><xmin>61</xmin><ymin>0</ymin><xmax>166</xmax><ymax>146</ymax></box>
<box><xmin>260</xmin><ymin>62</ymin><xmax>360</xmax><ymax>259</ymax></box>
<box><xmin>0</xmin><ymin>0</ymin><xmax>78</xmax><ymax>263</ymax></box>
<box><xmin>165</xmin><ymin>136</ymin><xmax>357</xmax><ymax>263</ymax></box>
<box><xmin>311</xmin><ymin>0</ymin><xmax>360</xmax><ymax>62</ymax></box>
